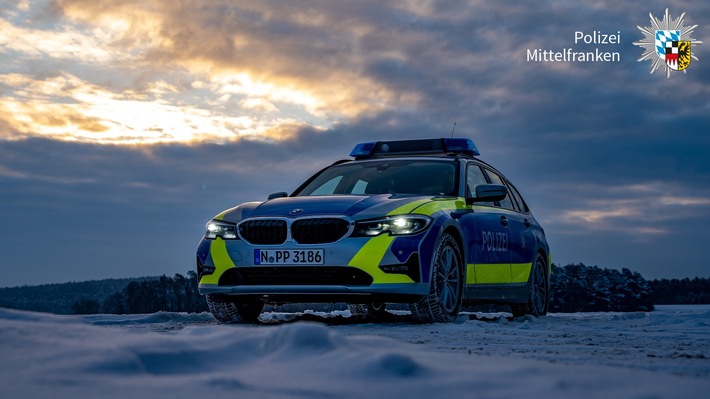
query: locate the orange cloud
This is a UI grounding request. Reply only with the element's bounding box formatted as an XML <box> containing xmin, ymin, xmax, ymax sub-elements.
<box><xmin>0</xmin><ymin>67</ymin><xmax>339</xmax><ymax>145</ymax></box>
<box><xmin>3</xmin><ymin>0</ymin><xmax>421</xmax><ymax>145</ymax></box>
<box><xmin>55</xmin><ymin>0</ymin><xmax>410</xmax><ymax>119</ymax></box>
<box><xmin>0</xmin><ymin>98</ymin><xmax>109</xmax><ymax>140</ymax></box>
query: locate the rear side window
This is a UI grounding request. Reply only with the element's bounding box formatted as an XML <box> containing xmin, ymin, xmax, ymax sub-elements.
<box><xmin>507</xmin><ymin>182</ymin><xmax>529</xmax><ymax>213</ymax></box>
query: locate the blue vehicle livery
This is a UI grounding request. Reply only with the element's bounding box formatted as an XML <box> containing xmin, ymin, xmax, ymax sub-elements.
<box><xmin>196</xmin><ymin>138</ymin><xmax>550</xmax><ymax>323</ymax></box>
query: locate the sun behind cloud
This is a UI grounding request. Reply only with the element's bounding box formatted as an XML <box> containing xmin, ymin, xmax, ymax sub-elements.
<box><xmin>0</xmin><ymin>0</ymin><xmax>407</xmax><ymax>145</ymax></box>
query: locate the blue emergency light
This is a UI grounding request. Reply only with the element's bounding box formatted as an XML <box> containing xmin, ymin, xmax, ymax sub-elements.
<box><xmin>350</xmin><ymin>138</ymin><xmax>480</xmax><ymax>158</ymax></box>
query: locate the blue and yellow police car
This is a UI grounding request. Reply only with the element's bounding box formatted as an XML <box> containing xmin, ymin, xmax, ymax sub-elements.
<box><xmin>196</xmin><ymin>138</ymin><xmax>550</xmax><ymax>323</ymax></box>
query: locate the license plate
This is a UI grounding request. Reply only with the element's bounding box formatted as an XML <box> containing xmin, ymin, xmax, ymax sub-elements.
<box><xmin>254</xmin><ymin>249</ymin><xmax>324</xmax><ymax>265</ymax></box>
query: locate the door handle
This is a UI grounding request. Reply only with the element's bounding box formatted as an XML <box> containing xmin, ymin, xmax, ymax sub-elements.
<box><xmin>499</xmin><ymin>216</ymin><xmax>509</xmax><ymax>227</ymax></box>
<box><xmin>524</xmin><ymin>219</ymin><xmax>532</xmax><ymax>228</ymax></box>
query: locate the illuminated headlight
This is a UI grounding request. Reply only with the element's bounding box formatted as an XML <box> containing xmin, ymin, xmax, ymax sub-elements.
<box><xmin>205</xmin><ymin>220</ymin><xmax>238</xmax><ymax>240</ymax></box>
<box><xmin>354</xmin><ymin>216</ymin><xmax>432</xmax><ymax>237</ymax></box>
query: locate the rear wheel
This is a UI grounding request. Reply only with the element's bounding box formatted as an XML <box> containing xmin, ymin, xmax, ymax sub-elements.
<box><xmin>206</xmin><ymin>294</ymin><xmax>264</xmax><ymax>323</ymax></box>
<box><xmin>511</xmin><ymin>252</ymin><xmax>548</xmax><ymax>317</ymax></box>
<box><xmin>348</xmin><ymin>303</ymin><xmax>388</xmax><ymax>320</ymax></box>
<box><xmin>409</xmin><ymin>233</ymin><xmax>463</xmax><ymax>323</ymax></box>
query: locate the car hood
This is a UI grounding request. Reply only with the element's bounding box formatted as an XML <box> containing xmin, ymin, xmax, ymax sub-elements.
<box><xmin>218</xmin><ymin>194</ymin><xmax>438</xmax><ymax>223</ymax></box>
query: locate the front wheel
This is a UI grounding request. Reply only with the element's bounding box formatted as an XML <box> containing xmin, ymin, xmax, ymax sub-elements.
<box><xmin>409</xmin><ymin>233</ymin><xmax>464</xmax><ymax>323</ymax></box>
<box><xmin>511</xmin><ymin>252</ymin><xmax>548</xmax><ymax>317</ymax></box>
<box><xmin>206</xmin><ymin>294</ymin><xmax>264</xmax><ymax>323</ymax></box>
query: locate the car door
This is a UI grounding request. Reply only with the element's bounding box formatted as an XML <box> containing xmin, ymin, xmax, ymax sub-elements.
<box><xmin>463</xmin><ymin>163</ymin><xmax>511</xmax><ymax>285</ymax></box>
<box><xmin>504</xmin><ymin>180</ymin><xmax>538</xmax><ymax>283</ymax></box>
<box><xmin>484</xmin><ymin>169</ymin><xmax>536</xmax><ymax>284</ymax></box>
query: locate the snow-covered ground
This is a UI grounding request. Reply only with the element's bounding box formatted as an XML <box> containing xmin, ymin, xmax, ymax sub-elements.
<box><xmin>1</xmin><ymin>306</ymin><xmax>708</xmax><ymax>399</ymax></box>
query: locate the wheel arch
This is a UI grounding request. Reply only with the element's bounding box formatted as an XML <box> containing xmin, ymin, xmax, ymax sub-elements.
<box><xmin>535</xmin><ymin>246</ymin><xmax>551</xmax><ymax>277</ymax></box>
<box><xmin>409</xmin><ymin>222</ymin><xmax>466</xmax><ymax>323</ymax></box>
<box><xmin>535</xmin><ymin>247</ymin><xmax>550</xmax><ymax>314</ymax></box>
<box><xmin>441</xmin><ymin>221</ymin><xmax>467</xmax><ymax>281</ymax></box>
<box><xmin>420</xmin><ymin>219</ymin><xmax>466</xmax><ymax>287</ymax></box>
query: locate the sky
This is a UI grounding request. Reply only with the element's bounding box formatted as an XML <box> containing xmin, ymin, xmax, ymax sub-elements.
<box><xmin>0</xmin><ymin>0</ymin><xmax>708</xmax><ymax>287</ymax></box>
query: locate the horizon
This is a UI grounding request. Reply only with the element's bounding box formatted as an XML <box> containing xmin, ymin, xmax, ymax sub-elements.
<box><xmin>2</xmin><ymin>262</ymin><xmax>708</xmax><ymax>290</ymax></box>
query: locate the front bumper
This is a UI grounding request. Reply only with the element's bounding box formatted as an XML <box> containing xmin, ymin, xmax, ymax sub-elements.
<box><xmin>198</xmin><ymin>282</ymin><xmax>430</xmax><ymax>304</ymax></box>
<box><xmin>196</xmin><ymin>227</ymin><xmax>435</xmax><ymax>300</ymax></box>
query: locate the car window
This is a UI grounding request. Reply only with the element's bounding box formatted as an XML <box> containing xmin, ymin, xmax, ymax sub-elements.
<box><xmin>466</xmin><ymin>163</ymin><xmax>495</xmax><ymax>206</ymax></box>
<box><xmin>309</xmin><ymin>176</ymin><xmax>343</xmax><ymax>196</ymax></box>
<box><xmin>352</xmin><ymin>180</ymin><xmax>368</xmax><ymax>195</ymax></box>
<box><xmin>466</xmin><ymin>164</ymin><xmax>488</xmax><ymax>195</ymax></box>
<box><xmin>296</xmin><ymin>160</ymin><xmax>457</xmax><ymax>197</ymax></box>
<box><xmin>483</xmin><ymin>169</ymin><xmax>515</xmax><ymax>211</ymax></box>
<box><xmin>507</xmin><ymin>181</ymin><xmax>529</xmax><ymax>213</ymax></box>
<box><xmin>505</xmin><ymin>181</ymin><xmax>521</xmax><ymax>212</ymax></box>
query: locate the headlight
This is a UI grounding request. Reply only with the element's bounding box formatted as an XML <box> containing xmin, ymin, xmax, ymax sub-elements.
<box><xmin>205</xmin><ymin>220</ymin><xmax>238</xmax><ymax>240</ymax></box>
<box><xmin>354</xmin><ymin>215</ymin><xmax>432</xmax><ymax>237</ymax></box>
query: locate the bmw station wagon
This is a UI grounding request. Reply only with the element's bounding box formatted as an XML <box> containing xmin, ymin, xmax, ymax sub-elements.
<box><xmin>196</xmin><ymin>138</ymin><xmax>550</xmax><ymax>323</ymax></box>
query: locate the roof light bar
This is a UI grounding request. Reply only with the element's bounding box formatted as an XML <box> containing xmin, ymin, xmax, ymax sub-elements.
<box><xmin>349</xmin><ymin>142</ymin><xmax>377</xmax><ymax>157</ymax></box>
<box><xmin>349</xmin><ymin>138</ymin><xmax>480</xmax><ymax>158</ymax></box>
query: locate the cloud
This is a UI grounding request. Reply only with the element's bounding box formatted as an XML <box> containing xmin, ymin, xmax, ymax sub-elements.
<box><xmin>0</xmin><ymin>14</ymin><xmax>123</xmax><ymax>63</ymax></box>
<box><xmin>4</xmin><ymin>0</ymin><xmax>709</xmax><ymax>148</ymax></box>
<box><xmin>54</xmin><ymin>0</ymin><xmax>407</xmax><ymax>117</ymax></box>
<box><xmin>0</xmin><ymin>70</ymin><xmax>330</xmax><ymax>144</ymax></box>
<box><xmin>659</xmin><ymin>196</ymin><xmax>710</xmax><ymax>206</ymax></box>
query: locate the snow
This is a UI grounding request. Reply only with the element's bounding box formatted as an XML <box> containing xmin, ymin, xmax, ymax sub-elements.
<box><xmin>1</xmin><ymin>306</ymin><xmax>708</xmax><ymax>399</ymax></box>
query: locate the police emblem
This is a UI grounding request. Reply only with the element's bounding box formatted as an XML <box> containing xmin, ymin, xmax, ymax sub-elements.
<box><xmin>655</xmin><ymin>31</ymin><xmax>692</xmax><ymax>71</ymax></box>
<box><xmin>634</xmin><ymin>9</ymin><xmax>702</xmax><ymax>78</ymax></box>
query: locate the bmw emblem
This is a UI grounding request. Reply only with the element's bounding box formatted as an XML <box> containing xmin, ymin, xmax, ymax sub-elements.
<box><xmin>290</xmin><ymin>208</ymin><xmax>303</xmax><ymax>215</ymax></box>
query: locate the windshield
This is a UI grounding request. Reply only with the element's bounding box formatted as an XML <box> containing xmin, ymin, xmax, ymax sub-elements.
<box><xmin>295</xmin><ymin>160</ymin><xmax>457</xmax><ymax>197</ymax></box>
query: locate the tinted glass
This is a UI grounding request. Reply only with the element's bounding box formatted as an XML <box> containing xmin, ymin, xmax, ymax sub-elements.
<box><xmin>296</xmin><ymin>160</ymin><xmax>457</xmax><ymax>197</ymax></box>
<box><xmin>508</xmin><ymin>182</ymin><xmax>529</xmax><ymax>213</ymax></box>
<box><xmin>483</xmin><ymin>169</ymin><xmax>515</xmax><ymax>211</ymax></box>
<box><xmin>466</xmin><ymin>163</ymin><xmax>495</xmax><ymax>207</ymax></box>
<box><xmin>466</xmin><ymin>164</ymin><xmax>489</xmax><ymax>196</ymax></box>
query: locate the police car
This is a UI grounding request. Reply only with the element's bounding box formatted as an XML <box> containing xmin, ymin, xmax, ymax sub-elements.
<box><xmin>196</xmin><ymin>138</ymin><xmax>550</xmax><ymax>323</ymax></box>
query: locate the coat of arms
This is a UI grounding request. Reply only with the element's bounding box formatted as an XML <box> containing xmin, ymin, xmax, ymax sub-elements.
<box><xmin>634</xmin><ymin>9</ymin><xmax>702</xmax><ymax>77</ymax></box>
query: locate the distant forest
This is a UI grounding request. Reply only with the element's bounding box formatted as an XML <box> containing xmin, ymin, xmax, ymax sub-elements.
<box><xmin>0</xmin><ymin>265</ymin><xmax>707</xmax><ymax>315</ymax></box>
<box><xmin>0</xmin><ymin>272</ymin><xmax>208</xmax><ymax>315</ymax></box>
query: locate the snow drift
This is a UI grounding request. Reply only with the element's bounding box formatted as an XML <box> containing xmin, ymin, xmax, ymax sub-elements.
<box><xmin>0</xmin><ymin>306</ymin><xmax>708</xmax><ymax>399</ymax></box>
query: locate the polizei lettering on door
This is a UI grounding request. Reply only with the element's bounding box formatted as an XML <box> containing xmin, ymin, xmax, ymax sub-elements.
<box><xmin>482</xmin><ymin>231</ymin><xmax>508</xmax><ymax>252</ymax></box>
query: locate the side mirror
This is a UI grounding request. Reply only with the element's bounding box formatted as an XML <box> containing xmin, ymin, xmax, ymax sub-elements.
<box><xmin>466</xmin><ymin>184</ymin><xmax>508</xmax><ymax>205</ymax></box>
<box><xmin>267</xmin><ymin>192</ymin><xmax>288</xmax><ymax>200</ymax></box>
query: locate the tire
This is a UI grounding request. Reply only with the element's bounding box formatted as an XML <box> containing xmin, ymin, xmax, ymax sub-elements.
<box><xmin>409</xmin><ymin>233</ymin><xmax>464</xmax><ymax>323</ymax></box>
<box><xmin>206</xmin><ymin>294</ymin><xmax>264</xmax><ymax>323</ymax></box>
<box><xmin>511</xmin><ymin>252</ymin><xmax>549</xmax><ymax>317</ymax></box>
<box><xmin>348</xmin><ymin>303</ymin><xmax>388</xmax><ymax>320</ymax></box>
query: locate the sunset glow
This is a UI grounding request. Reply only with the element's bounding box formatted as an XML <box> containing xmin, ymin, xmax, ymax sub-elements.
<box><xmin>0</xmin><ymin>0</ymin><xmax>397</xmax><ymax>145</ymax></box>
<box><xmin>0</xmin><ymin>1</ymin><xmax>418</xmax><ymax>145</ymax></box>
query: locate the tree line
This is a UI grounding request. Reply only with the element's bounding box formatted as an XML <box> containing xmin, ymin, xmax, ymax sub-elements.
<box><xmin>647</xmin><ymin>277</ymin><xmax>710</xmax><ymax>305</ymax></box>
<box><xmin>72</xmin><ymin>271</ymin><xmax>208</xmax><ymax>314</ymax></box>
<box><xmin>549</xmin><ymin>264</ymin><xmax>654</xmax><ymax>312</ymax></box>
<box><xmin>0</xmin><ymin>276</ymin><xmax>156</xmax><ymax>315</ymax></box>
<box><xmin>0</xmin><ymin>265</ymin><xmax>708</xmax><ymax>315</ymax></box>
